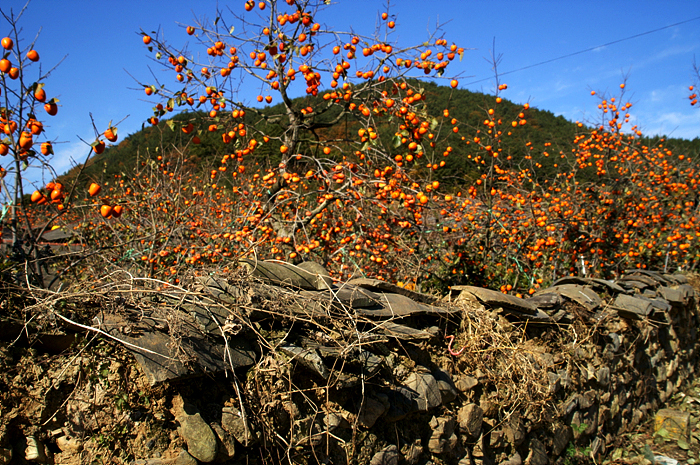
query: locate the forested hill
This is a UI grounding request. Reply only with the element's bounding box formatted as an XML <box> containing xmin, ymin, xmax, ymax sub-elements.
<box><xmin>63</xmin><ymin>80</ymin><xmax>700</xmax><ymax>187</ymax></box>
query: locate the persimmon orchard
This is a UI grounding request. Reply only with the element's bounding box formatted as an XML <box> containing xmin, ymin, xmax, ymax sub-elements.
<box><xmin>65</xmin><ymin>0</ymin><xmax>700</xmax><ymax>294</ymax></box>
<box><xmin>2</xmin><ymin>1</ymin><xmax>699</xmax><ymax>297</ymax></box>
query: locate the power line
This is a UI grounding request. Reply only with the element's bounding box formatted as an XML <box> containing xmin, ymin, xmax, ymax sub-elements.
<box><xmin>465</xmin><ymin>15</ymin><xmax>700</xmax><ymax>86</ymax></box>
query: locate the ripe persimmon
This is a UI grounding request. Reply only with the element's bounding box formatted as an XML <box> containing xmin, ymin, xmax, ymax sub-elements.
<box><xmin>26</xmin><ymin>50</ymin><xmax>39</xmax><ymax>62</ymax></box>
<box><xmin>0</xmin><ymin>37</ymin><xmax>12</xmax><ymax>50</ymax></box>
<box><xmin>93</xmin><ymin>140</ymin><xmax>106</xmax><ymax>154</ymax></box>
<box><xmin>144</xmin><ymin>87</ymin><xmax>153</xmax><ymax>96</ymax></box>
<box><xmin>44</xmin><ymin>102</ymin><xmax>58</xmax><ymax>116</ymax></box>
<box><xmin>143</xmin><ymin>35</ymin><xmax>152</xmax><ymax>45</ymax></box>
<box><xmin>0</xmin><ymin>59</ymin><xmax>10</xmax><ymax>73</ymax></box>
<box><xmin>186</xmin><ymin>26</ymin><xmax>195</xmax><ymax>35</ymax></box>
<box><xmin>112</xmin><ymin>205</ymin><xmax>124</xmax><ymax>218</ymax></box>
<box><xmin>28</xmin><ymin>120</ymin><xmax>43</xmax><ymax>135</ymax></box>
<box><xmin>88</xmin><ymin>182</ymin><xmax>101</xmax><ymax>196</ymax></box>
<box><xmin>18</xmin><ymin>131</ymin><xmax>33</xmax><ymax>149</ymax></box>
<box><xmin>31</xmin><ymin>190</ymin><xmax>43</xmax><ymax>202</ymax></box>
<box><xmin>34</xmin><ymin>87</ymin><xmax>46</xmax><ymax>102</ymax></box>
<box><xmin>104</xmin><ymin>127</ymin><xmax>118</xmax><ymax>142</ymax></box>
<box><xmin>8</xmin><ymin>67</ymin><xmax>18</xmax><ymax>79</ymax></box>
<box><xmin>100</xmin><ymin>205</ymin><xmax>113</xmax><ymax>218</ymax></box>
<box><xmin>0</xmin><ymin>143</ymin><xmax>8</xmax><ymax>156</ymax></box>
<box><xmin>450</xmin><ymin>79</ymin><xmax>458</xmax><ymax>88</ymax></box>
<box><xmin>40</xmin><ymin>142</ymin><xmax>52</xmax><ymax>155</ymax></box>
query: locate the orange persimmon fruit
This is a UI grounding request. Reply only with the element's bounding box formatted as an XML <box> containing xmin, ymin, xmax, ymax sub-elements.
<box><xmin>88</xmin><ymin>182</ymin><xmax>101</xmax><ymax>196</ymax></box>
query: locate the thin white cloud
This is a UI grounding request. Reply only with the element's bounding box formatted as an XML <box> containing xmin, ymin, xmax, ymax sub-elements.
<box><xmin>640</xmin><ymin>110</ymin><xmax>700</xmax><ymax>139</ymax></box>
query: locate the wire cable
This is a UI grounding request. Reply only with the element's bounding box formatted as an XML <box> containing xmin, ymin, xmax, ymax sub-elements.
<box><xmin>465</xmin><ymin>15</ymin><xmax>700</xmax><ymax>86</ymax></box>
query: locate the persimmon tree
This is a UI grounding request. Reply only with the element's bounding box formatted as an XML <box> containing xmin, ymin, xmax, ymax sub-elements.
<box><xmin>0</xmin><ymin>3</ymin><xmax>117</xmax><ymax>287</ymax></box>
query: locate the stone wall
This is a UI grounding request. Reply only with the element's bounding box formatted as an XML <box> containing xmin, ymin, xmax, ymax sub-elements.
<box><xmin>2</xmin><ymin>264</ymin><xmax>698</xmax><ymax>465</ymax></box>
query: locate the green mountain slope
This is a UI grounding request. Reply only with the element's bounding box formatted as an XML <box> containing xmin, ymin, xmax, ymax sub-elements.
<box><xmin>64</xmin><ymin>81</ymin><xmax>700</xmax><ymax>188</ymax></box>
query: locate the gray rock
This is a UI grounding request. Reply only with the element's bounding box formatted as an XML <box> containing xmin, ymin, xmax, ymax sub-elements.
<box><xmin>590</xmin><ymin>436</ymin><xmax>605</xmax><ymax>461</ymax></box>
<box><xmin>370</xmin><ymin>445</ymin><xmax>399</xmax><ymax>465</ymax></box>
<box><xmin>221</xmin><ymin>406</ymin><xmax>259</xmax><ymax>447</ymax></box>
<box><xmin>428</xmin><ymin>416</ymin><xmax>458</xmax><ymax>454</ymax></box>
<box><xmin>348</xmin><ymin>277</ymin><xmax>441</xmax><ymax>304</ymax></box>
<box><xmin>608</xmin><ymin>333</ymin><xmax>621</xmax><ymax>352</ymax></box>
<box><xmin>450</xmin><ymin>285</ymin><xmax>538</xmax><ymax>315</ymax></box>
<box><xmin>620</xmin><ymin>271</ymin><xmax>663</xmax><ymax>287</ymax></box>
<box><xmin>659</xmin><ymin>286</ymin><xmax>684</xmax><ymax>305</ymax></box>
<box><xmin>613</xmin><ymin>294</ymin><xmax>654</xmax><ymax>320</ymax></box>
<box><xmin>525</xmin><ymin>438</ymin><xmax>548</xmax><ymax>465</ymax></box>
<box><xmin>401</xmin><ymin>440</ymin><xmax>424</xmax><ymax>465</ymax></box>
<box><xmin>356</xmin><ymin>292</ymin><xmax>454</xmax><ymax>318</ymax></box>
<box><xmin>383</xmin><ymin>386</ymin><xmax>418</xmax><ymax>421</ymax></box>
<box><xmin>539</xmin><ymin>284</ymin><xmax>602</xmax><ymax>311</ymax></box>
<box><xmin>324</xmin><ymin>412</ymin><xmax>350</xmax><ymax>432</ymax></box>
<box><xmin>171</xmin><ymin>450</ymin><xmax>198</xmax><ymax>465</ymax></box>
<box><xmin>240</xmin><ymin>258</ymin><xmax>331</xmax><ymax>290</ymax></box>
<box><xmin>376</xmin><ymin>321</ymin><xmax>436</xmax><ymax>340</ymax></box>
<box><xmin>455</xmin><ymin>375</ymin><xmax>479</xmax><ymax>392</ymax></box>
<box><xmin>489</xmin><ymin>428</ymin><xmax>507</xmax><ymax>448</ymax></box>
<box><xmin>553</xmin><ymin>276</ymin><xmax>627</xmax><ymax>295</ymax></box>
<box><xmin>552</xmin><ymin>424</ymin><xmax>573</xmax><ymax>456</ymax></box>
<box><xmin>95</xmin><ymin>311</ymin><xmax>255</xmax><ymax>385</ymax></box>
<box><xmin>457</xmin><ymin>403</ymin><xmax>483</xmax><ymax>438</ymax></box>
<box><xmin>210</xmin><ymin>422</ymin><xmax>235</xmax><ymax>461</ymax></box>
<box><xmin>503</xmin><ymin>414</ymin><xmax>526</xmax><ymax>446</ymax></box>
<box><xmin>280</xmin><ymin>344</ymin><xmax>330</xmax><ymax>379</ymax></box>
<box><xmin>596</xmin><ymin>366</ymin><xmax>610</xmax><ymax>387</ymax></box>
<box><xmin>599</xmin><ymin>402</ymin><xmax>611</xmax><ymax>424</ymax></box>
<box><xmin>480</xmin><ymin>398</ymin><xmax>498</xmax><ymax>418</ymax></box>
<box><xmin>527</xmin><ymin>292</ymin><xmax>563</xmax><ymax>310</ymax></box>
<box><xmin>24</xmin><ymin>436</ymin><xmax>47</xmax><ymax>463</ymax></box>
<box><xmin>562</xmin><ymin>394</ymin><xmax>578</xmax><ymax>416</ymax></box>
<box><xmin>358</xmin><ymin>396</ymin><xmax>388</xmax><ymax>428</ymax></box>
<box><xmin>297</xmin><ymin>261</ymin><xmax>334</xmax><ymax>289</ymax></box>
<box><xmin>580</xmin><ymin>390</ymin><xmax>597</xmax><ymax>409</ymax></box>
<box><xmin>55</xmin><ymin>434</ymin><xmax>82</xmax><ymax>453</ymax></box>
<box><xmin>175</xmin><ymin>403</ymin><xmax>217</xmax><ymax>463</ymax></box>
<box><xmin>433</xmin><ymin>369</ymin><xmax>458</xmax><ymax>404</ymax></box>
<box><xmin>404</xmin><ymin>372</ymin><xmax>442</xmax><ymax>411</ymax></box>
<box><xmin>501</xmin><ymin>452</ymin><xmax>522</xmax><ymax>465</ymax></box>
<box><xmin>557</xmin><ymin>369</ymin><xmax>571</xmax><ymax>389</ymax></box>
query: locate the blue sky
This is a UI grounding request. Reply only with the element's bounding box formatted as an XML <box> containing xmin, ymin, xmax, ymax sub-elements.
<box><xmin>4</xmin><ymin>1</ymin><xmax>700</xmax><ymax>185</ymax></box>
